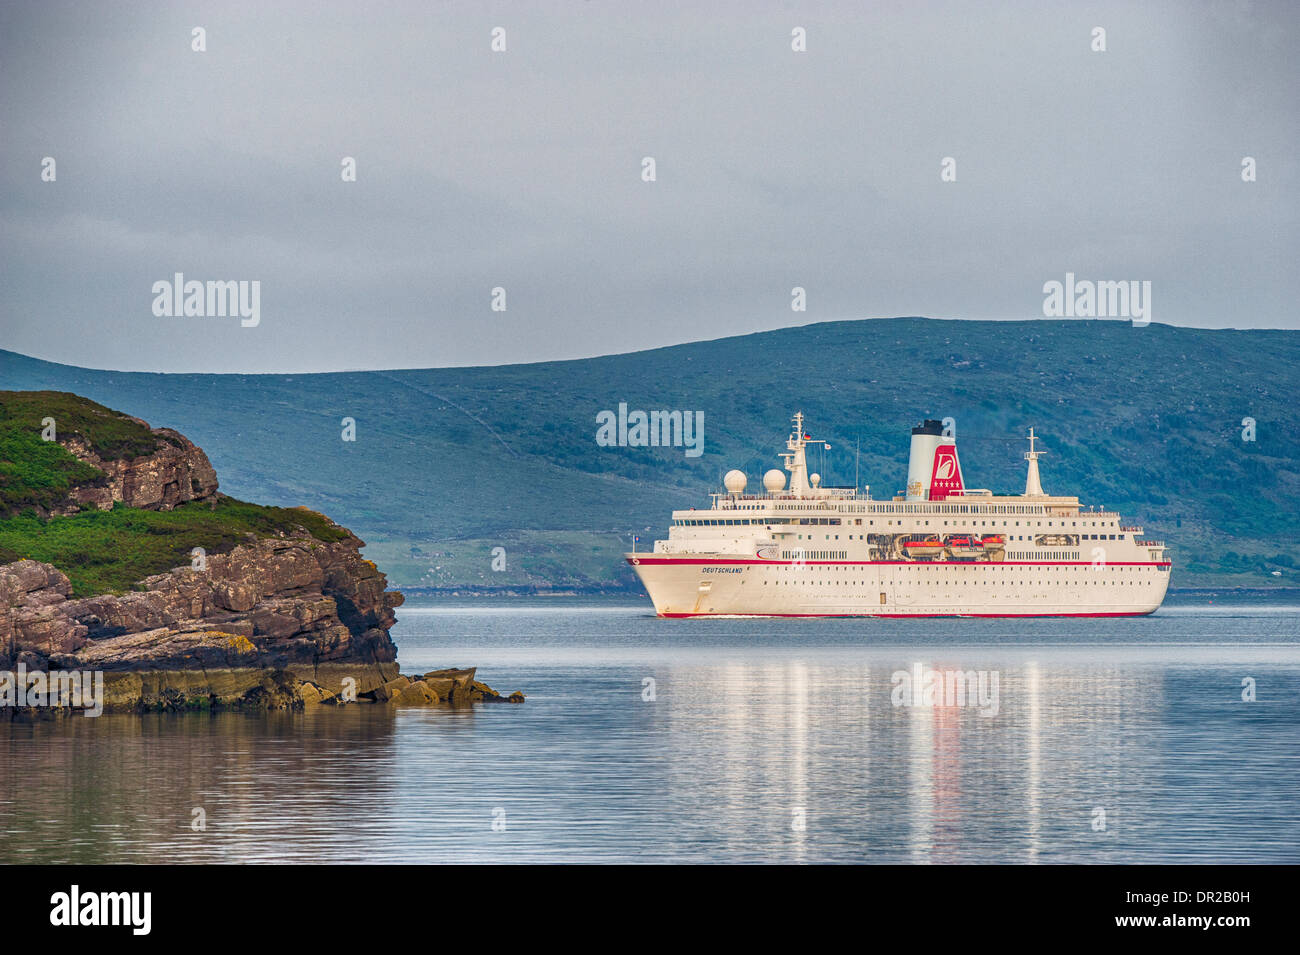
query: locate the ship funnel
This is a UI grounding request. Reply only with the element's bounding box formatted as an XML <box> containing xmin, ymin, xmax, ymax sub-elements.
<box><xmin>905</xmin><ymin>420</ymin><xmax>965</xmax><ymax>501</ymax></box>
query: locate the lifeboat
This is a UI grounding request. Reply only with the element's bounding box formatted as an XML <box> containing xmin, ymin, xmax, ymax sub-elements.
<box><xmin>902</xmin><ymin>537</ymin><xmax>945</xmax><ymax>559</ymax></box>
<box><xmin>980</xmin><ymin>534</ymin><xmax>1006</xmax><ymax>561</ymax></box>
<box><xmin>946</xmin><ymin>535</ymin><xmax>985</xmax><ymax>559</ymax></box>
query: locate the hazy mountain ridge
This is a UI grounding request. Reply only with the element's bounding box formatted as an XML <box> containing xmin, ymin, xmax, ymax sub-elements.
<box><xmin>3</xmin><ymin>318</ymin><xmax>1297</xmax><ymax>590</ymax></box>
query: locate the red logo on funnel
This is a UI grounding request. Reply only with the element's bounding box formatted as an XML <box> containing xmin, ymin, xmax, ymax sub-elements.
<box><xmin>929</xmin><ymin>445</ymin><xmax>964</xmax><ymax>501</ymax></box>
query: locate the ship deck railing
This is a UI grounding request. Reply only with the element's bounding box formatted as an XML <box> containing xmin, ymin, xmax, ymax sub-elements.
<box><xmin>712</xmin><ymin>489</ymin><xmax>862</xmax><ymax>502</ymax></box>
<box><xmin>707</xmin><ymin>492</ymin><xmax>1121</xmax><ymax>518</ymax></box>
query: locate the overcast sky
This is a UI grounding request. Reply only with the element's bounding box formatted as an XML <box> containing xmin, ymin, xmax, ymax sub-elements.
<box><xmin>1</xmin><ymin>0</ymin><xmax>1296</xmax><ymax>373</ymax></box>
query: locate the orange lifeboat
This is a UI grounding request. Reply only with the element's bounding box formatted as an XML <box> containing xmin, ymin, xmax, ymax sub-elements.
<box><xmin>902</xmin><ymin>537</ymin><xmax>945</xmax><ymax>559</ymax></box>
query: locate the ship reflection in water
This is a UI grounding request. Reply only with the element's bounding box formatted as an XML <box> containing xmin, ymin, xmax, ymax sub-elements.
<box><xmin>1</xmin><ymin>602</ymin><xmax>1297</xmax><ymax>864</ymax></box>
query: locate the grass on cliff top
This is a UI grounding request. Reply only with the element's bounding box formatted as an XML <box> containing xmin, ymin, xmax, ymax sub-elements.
<box><xmin>0</xmin><ymin>390</ymin><xmax>168</xmax><ymax>515</ymax></box>
<box><xmin>0</xmin><ymin>498</ymin><xmax>352</xmax><ymax>597</ymax></box>
<box><xmin>0</xmin><ymin>390</ymin><xmax>164</xmax><ymax>459</ymax></box>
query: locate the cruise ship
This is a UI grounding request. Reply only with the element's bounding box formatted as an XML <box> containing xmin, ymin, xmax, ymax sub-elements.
<box><xmin>626</xmin><ymin>413</ymin><xmax>1171</xmax><ymax>617</ymax></box>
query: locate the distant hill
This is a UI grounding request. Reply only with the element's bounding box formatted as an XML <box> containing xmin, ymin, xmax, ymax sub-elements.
<box><xmin>3</xmin><ymin>318</ymin><xmax>1297</xmax><ymax>590</ymax></box>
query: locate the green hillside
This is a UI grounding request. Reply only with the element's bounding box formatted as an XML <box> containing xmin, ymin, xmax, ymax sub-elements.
<box><xmin>3</xmin><ymin>318</ymin><xmax>1297</xmax><ymax>590</ymax></box>
<box><xmin>0</xmin><ymin>390</ymin><xmax>355</xmax><ymax>595</ymax></box>
<box><xmin>0</xmin><ymin>498</ymin><xmax>350</xmax><ymax>597</ymax></box>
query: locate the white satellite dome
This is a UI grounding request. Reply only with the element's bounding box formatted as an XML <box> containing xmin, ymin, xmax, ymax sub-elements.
<box><xmin>763</xmin><ymin>469</ymin><xmax>786</xmax><ymax>492</ymax></box>
<box><xmin>723</xmin><ymin>469</ymin><xmax>747</xmax><ymax>494</ymax></box>
<box><xmin>810</xmin><ymin>473</ymin><xmax>821</xmax><ymax>487</ymax></box>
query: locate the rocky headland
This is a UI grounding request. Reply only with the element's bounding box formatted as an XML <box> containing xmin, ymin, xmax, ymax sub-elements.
<box><xmin>0</xmin><ymin>390</ymin><xmax>521</xmax><ymax>717</ymax></box>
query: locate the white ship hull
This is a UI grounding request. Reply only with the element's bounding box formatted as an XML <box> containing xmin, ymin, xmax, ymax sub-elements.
<box><xmin>627</xmin><ymin>413</ymin><xmax>1173</xmax><ymax>619</ymax></box>
<box><xmin>628</xmin><ymin>556</ymin><xmax>1170</xmax><ymax>617</ymax></box>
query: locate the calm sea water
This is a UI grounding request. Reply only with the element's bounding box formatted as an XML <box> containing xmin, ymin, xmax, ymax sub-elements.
<box><xmin>2</xmin><ymin>596</ymin><xmax>1298</xmax><ymax>864</ymax></box>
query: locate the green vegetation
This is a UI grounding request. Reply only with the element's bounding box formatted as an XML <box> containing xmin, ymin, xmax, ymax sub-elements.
<box><xmin>0</xmin><ymin>390</ymin><xmax>352</xmax><ymax>596</ymax></box>
<box><xmin>0</xmin><ymin>390</ymin><xmax>163</xmax><ymax>459</ymax></box>
<box><xmin>0</xmin><ymin>498</ymin><xmax>350</xmax><ymax>597</ymax></box>
<box><xmin>0</xmin><ymin>425</ymin><xmax>103</xmax><ymax>515</ymax></box>
<box><xmin>0</xmin><ymin>390</ymin><xmax>170</xmax><ymax>515</ymax></box>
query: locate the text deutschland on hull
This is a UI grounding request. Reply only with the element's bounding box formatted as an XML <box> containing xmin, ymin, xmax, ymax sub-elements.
<box><xmin>626</xmin><ymin>414</ymin><xmax>1171</xmax><ymax>618</ymax></box>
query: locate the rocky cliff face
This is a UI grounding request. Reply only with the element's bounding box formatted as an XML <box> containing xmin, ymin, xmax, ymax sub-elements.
<box><xmin>0</xmin><ymin>398</ymin><xmax>521</xmax><ymax>714</ymax></box>
<box><xmin>0</xmin><ymin>525</ymin><xmax>406</xmax><ymax>712</ymax></box>
<box><xmin>1</xmin><ymin>529</ymin><xmax>397</xmax><ymax>668</ymax></box>
<box><xmin>56</xmin><ymin>424</ymin><xmax>219</xmax><ymax>515</ymax></box>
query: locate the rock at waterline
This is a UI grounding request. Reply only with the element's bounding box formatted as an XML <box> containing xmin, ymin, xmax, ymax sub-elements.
<box><xmin>0</xmin><ymin>391</ymin><xmax>524</xmax><ymax>717</ymax></box>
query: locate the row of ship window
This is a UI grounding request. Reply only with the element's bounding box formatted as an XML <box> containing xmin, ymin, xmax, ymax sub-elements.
<box><xmin>779</xmin><ymin>551</ymin><xmax>1092</xmax><ymax>561</ymax></box>
<box><xmin>727</xmin><ymin>503</ymin><xmax>1069</xmax><ymax>515</ymax></box>
<box><xmin>756</xmin><ymin>564</ymin><xmax>1159</xmax><ymax>574</ymax></box>
<box><xmin>759</xmin><ymin>578</ymin><xmax>1156</xmax><ymax>586</ymax></box>
<box><xmin>789</xmin><ymin>535</ymin><xmax>1122</xmax><ymax>543</ymax></box>
<box><xmin>678</xmin><ymin>518</ymin><xmax>1122</xmax><ymax>530</ymax></box>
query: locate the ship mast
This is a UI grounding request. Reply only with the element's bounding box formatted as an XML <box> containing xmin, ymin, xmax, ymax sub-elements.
<box><xmin>1023</xmin><ymin>427</ymin><xmax>1046</xmax><ymax>497</ymax></box>
<box><xmin>780</xmin><ymin>412</ymin><xmax>811</xmax><ymax>496</ymax></box>
<box><xmin>780</xmin><ymin>411</ymin><xmax>831</xmax><ymax>498</ymax></box>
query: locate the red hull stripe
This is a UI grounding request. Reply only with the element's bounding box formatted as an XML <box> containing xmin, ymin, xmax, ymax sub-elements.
<box><xmin>657</xmin><ymin>610</ymin><xmax>1157</xmax><ymax>618</ymax></box>
<box><xmin>629</xmin><ymin>558</ymin><xmax>1171</xmax><ymax>568</ymax></box>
